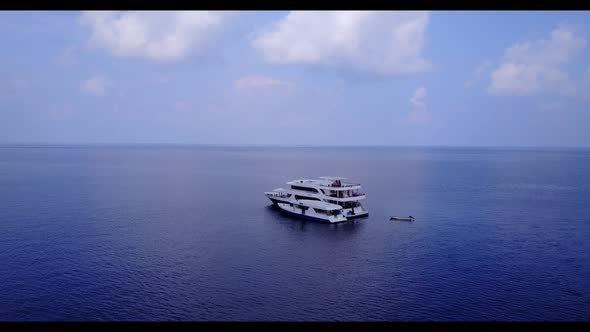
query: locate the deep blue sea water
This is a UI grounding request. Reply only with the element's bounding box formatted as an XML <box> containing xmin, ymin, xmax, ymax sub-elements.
<box><xmin>1</xmin><ymin>145</ymin><xmax>589</xmax><ymax>321</ymax></box>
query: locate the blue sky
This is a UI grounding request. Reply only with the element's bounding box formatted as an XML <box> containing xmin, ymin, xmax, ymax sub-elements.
<box><xmin>1</xmin><ymin>11</ymin><xmax>590</xmax><ymax>147</ymax></box>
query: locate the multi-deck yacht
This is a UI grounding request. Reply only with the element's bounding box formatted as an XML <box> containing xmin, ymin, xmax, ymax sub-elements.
<box><xmin>265</xmin><ymin>176</ymin><xmax>368</xmax><ymax>223</ymax></box>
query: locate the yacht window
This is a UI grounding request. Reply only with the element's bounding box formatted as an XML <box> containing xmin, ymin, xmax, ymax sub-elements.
<box><xmin>313</xmin><ymin>208</ymin><xmax>326</xmax><ymax>215</ymax></box>
<box><xmin>295</xmin><ymin>195</ymin><xmax>320</xmax><ymax>201</ymax></box>
<box><xmin>291</xmin><ymin>185</ymin><xmax>319</xmax><ymax>193</ymax></box>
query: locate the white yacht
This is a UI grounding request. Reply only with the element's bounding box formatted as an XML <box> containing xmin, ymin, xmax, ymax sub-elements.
<box><xmin>265</xmin><ymin>176</ymin><xmax>368</xmax><ymax>223</ymax></box>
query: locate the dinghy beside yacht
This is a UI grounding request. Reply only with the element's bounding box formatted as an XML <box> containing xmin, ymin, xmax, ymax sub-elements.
<box><xmin>390</xmin><ymin>216</ymin><xmax>415</xmax><ymax>222</ymax></box>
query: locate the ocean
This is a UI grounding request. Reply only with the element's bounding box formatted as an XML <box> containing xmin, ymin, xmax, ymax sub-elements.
<box><xmin>0</xmin><ymin>145</ymin><xmax>589</xmax><ymax>321</ymax></box>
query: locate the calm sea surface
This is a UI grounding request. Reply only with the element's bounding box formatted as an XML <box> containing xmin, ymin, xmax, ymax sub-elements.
<box><xmin>1</xmin><ymin>145</ymin><xmax>589</xmax><ymax>321</ymax></box>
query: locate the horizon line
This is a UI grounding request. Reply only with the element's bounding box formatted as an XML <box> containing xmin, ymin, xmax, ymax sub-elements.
<box><xmin>1</xmin><ymin>142</ymin><xmax>589</xmax><ymax>149</ymax></box>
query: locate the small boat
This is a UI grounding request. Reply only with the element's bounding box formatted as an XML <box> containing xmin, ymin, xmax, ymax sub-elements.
<box><xmin>390</xmin><ymin>216</ymin><xmax>414</xmax><ymax>222</ymax></box>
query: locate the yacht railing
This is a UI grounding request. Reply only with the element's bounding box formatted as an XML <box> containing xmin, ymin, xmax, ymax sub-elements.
<box><xmin>267</xmin><ymin>192</ymin><xmax>289</xmax><ymax>198</ymax></box>
<box><xmin>285</xmin><ymin>188</ymin><xmax>365</xmax><ymax>200</ymax></box>
<box><xmin>327</xmin><ymin>192</ymin><xmax>366</xmax><ymax>198</ymax></box>
<box><xmin>321</xmin><ymin>183</ymin><xmax>361</xmax><ymax>188</ymax></box>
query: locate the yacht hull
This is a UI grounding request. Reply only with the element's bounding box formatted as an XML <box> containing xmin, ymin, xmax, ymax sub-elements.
<box><xmin>267</xmin><ymin>197</ymin><xmax>290</xmax><ymax>205</ymax></box>
<box><xmin>279</xmin><ymin>208</ymin><xmax>348</xmax><ymax>224</ymax></box>
<box><xmin>269</xmin><ymin>197</ymin><xmax>368</xmax><ymax>217</ymax></box>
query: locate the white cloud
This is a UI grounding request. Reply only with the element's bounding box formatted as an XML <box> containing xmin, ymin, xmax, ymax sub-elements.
<box><xmin>79</xmin><ymin>11</ymin><xmax>223</xmax><ymax>62</ymax></box>
<box><xmin>404</xmin><ymin>86</ymin><xmax>431</xmax><ymax>125</ymax></box>
<box><xmin>234</xmin><ymin>75</ymin><xmax>292</xmax><ymax>92</ymax></box>
<box><xmin>488</xmin><ymin>23</ymin><xmax>586</xmax><ymax>96</ymax></box>
<box><xmin>80</xmin><ymin>76</ymin><xmax>111</xmax><ymax>96</ymax></box>
<box><xmin>411</xmin><ymin>87</ymin><xmax>427</xmax><ymax>110</ymax></box>
<box><xmin>252</xmin><ymin>11</ymin><xmax>431</xmax><ymax>76</ymax></box>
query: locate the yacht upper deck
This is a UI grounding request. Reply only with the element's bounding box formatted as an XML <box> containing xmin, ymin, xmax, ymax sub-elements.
<box><xmin>287</xmin><ymin>177</ymin><xmax>362</xmax><ymax>191</ymax></box>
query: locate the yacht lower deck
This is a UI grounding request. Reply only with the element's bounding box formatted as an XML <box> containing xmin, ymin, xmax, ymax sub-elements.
<box><xmin>276</xmin><ymin>202</ymin><xmax>348</xmax><ymax>223</ymax></box>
